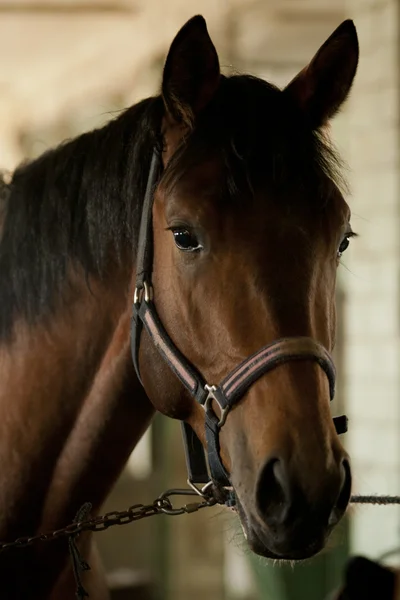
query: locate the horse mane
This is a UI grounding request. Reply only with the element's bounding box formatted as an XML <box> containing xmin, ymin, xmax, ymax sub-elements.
<box><xmin>0</xmin><ymin>75</ymin><xmax>346</xmax><ymax>340</ymax></box>
<box><xmin>0</xmin><ymin>96</ymin><xmax>163</xmax><ymax>339</ymax></box>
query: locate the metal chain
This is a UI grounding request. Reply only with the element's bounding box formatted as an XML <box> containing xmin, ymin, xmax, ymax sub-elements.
<box><xmin>1</xmin><ymin>489</ymin><xmax>399</xmax><ymax>553</ymax></box>
<box><xmin>0</xmin><ymin>488</ymin><xmax>217</xmax><ymax>553</ymax></box>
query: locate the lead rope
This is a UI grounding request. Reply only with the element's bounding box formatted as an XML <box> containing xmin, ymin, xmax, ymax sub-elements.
<box><xmin>351</xmin><ymin>495</ymin><xmax>400</xmax><ymax>505</ymax></box>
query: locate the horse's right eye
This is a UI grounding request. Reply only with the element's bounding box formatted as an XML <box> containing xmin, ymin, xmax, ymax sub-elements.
<box><xmin>171</xmin><ymin>228</ymin><xmax>202</xmax><ymax>252</ymax></box>
<box><xmin>337</xmin><ymin>231</ymin><xmax>356</xmax><ymax>259</ymax></box>
<box><xmin>338</xmin><ymin>236</ymin><xmax>350</xmax><ymax>257</ymax></box>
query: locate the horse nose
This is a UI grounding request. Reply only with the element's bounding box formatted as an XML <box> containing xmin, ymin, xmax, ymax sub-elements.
<box><xmin>255</xmin><ymin>456</ymin><xmax>352</xmax><ymax>530</ymax></box>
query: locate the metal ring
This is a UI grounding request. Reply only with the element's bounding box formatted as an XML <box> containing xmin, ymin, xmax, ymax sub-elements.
<box><xmin>134</xmin><ymin>282</ymin><xmax>153</xmax><ymax>306</ymax></box>
<box><xmin>143</xmin><ymin>281</ymin><xmax>153</xmax><ymax>303</ymax></box>
<box><xmin>203</xmin><ymin>385</ymin><xmax>229</xmax><ymax>428</ymax></box>
<box><xmin>133</xmin><ymin>286</ymin><xmax>143</xmax><ymax>306</ymax></box>
<box><xmin>187</xmin><ymin>479</ymin><xmax>209</xmax><ymax>498</ymax></box>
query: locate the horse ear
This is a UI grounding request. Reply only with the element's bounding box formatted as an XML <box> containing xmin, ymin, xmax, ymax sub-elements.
<box><xmin>162</xmin><ymin>15</ymin><xmax>220</xmax><ymax>126</ymax></box>
<box><xmin>284</xmin><ymin>20</ymin><xmax>359</xmax><ymax>128</ymax></box>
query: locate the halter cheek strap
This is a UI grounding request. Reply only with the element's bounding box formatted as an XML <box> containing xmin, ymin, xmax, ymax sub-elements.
<box><xmin>131</xmin><ymin>150</ymin><xmax>348</xmax><ymax>500</ymax></box>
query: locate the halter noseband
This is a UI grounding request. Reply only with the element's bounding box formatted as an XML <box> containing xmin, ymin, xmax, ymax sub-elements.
<box><xmin>131</xmin><ymin>150</ymin><xmax>348</xmax><ymax>503</ymax></box>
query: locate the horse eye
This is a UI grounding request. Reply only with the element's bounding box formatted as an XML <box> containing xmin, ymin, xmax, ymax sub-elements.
<box><xmin>172</xmin><ymin>228</ymin><xmax>202</xmax><ymax>252</ymax></box>
<box><xmin>338</xmin><ymin>235</ymin><xmax>350</xmax><ymax>258</ymax></box>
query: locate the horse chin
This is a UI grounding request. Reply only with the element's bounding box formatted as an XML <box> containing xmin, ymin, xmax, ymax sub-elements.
<box><xmin>244</xmin><ymin>525</ymin><xmax>327</xmax><ymax>561</ymax></box>
<box><xmin>235</xmin><ymin>495</ymin><xmax>328</xmax><ymax>561</ymax></box>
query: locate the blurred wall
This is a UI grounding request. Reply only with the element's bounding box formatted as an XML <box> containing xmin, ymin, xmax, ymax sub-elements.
<box><xmin>340</xmin><ymin>0</ymin><xmax>400</xmax><ymax>563</ymax></box>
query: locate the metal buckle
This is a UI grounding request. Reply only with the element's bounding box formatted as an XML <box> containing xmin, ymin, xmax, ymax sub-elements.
<box><xmin>203</xmin><ymin>384</ymin><xmax>229</xmax><ymax>428</ymax></box>
<box><xmin>133</xmin><ymin>281</ymin><xmax>153</xmax><ymax>305</ymax></box>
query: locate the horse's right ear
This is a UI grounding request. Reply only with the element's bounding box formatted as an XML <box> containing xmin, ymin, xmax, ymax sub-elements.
<box><xmin>162</xmin><ymin>15</ymin><xmax>220</xmax><ymax>127</ymax></box>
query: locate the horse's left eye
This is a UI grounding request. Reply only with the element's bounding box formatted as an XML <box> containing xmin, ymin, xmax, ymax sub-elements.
<box><xmin>337</xmin><ymin>235</ymin><xmax>351</xmax><ymax>258</ymax></box>
<box><xmin>172</xmin><ymin>228</ymin><xmax>202</xmax><ymax>252</ymax></box>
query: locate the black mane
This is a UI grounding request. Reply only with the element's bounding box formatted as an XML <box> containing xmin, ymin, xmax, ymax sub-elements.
<box><xmin>0</xmin><ymin>75</ymin><xmax>345</xmax><ymax>340</ymax></box>
<box><xmin>0</xmin><ymin>96</ymin><xmax>163</xmax><ymax>339</ymax></box>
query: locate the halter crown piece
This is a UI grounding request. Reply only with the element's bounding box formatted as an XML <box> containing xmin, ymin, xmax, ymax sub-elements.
<box><xmin>131</xmin><ymin>150</ymin><xmax>348</xmax><ymax>505</ymax></box>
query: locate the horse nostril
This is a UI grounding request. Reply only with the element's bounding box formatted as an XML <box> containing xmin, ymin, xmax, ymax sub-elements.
<box><xmin>329</xmin><ymin>459</ymin><xmax>352</xmax><ymax>526</ymax></box>
<box><xmin>257</xmin><ymin>456</ymin><xmax>352</xmax><ymax>531</ymax></box>
<box><xmin>256</xmin><ymin>457</ymin><xmax>291</xmax><ymax>527</ymax></box>
<box><xmin>337</xmin><ymin>459</ymin><xmax>352</xmax><ymax>511</ymax></box>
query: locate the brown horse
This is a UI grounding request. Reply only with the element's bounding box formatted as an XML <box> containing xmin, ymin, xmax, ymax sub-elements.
<box><xmin>0</xmin><ymin>15</ymin><xmax>358</xmax><ymax>599</ymax></box>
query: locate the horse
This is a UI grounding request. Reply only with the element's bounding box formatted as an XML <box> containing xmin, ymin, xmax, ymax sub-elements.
<box><xmin>0</xmin><ymin>14</ymin><xmax>359</xmax><ymax>599</ymax></box>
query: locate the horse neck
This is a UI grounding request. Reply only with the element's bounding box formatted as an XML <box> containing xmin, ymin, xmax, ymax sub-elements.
<box><xmin>0</xmin><ymin>265</ymin><xmax>134</xmax><ymax>534</ymax></box>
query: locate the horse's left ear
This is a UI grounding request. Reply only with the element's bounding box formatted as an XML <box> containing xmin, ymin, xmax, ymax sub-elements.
<box><xmin>284</xmin><ymin>20</ymin><xmax>359</xmax><ymax>128</ymax></box>
<box><xmin>162</xmin><ymin>15</ymin><xmax>220</xmax><ymax>126</ymax></box>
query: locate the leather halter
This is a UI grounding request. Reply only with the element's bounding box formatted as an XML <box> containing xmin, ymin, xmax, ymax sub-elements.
<box><xmin>131</xmin><ymin>150</ymin><xmax>348</xmax><ymax>502</ymax></box>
